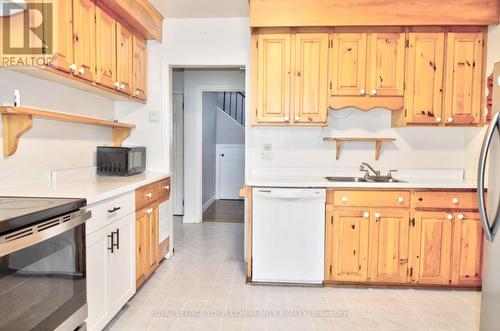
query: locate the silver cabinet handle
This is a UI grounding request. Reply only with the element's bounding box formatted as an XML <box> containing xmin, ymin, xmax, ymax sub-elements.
<box><xmin>478</xmin><ymin>112</ymin><xmax>500</xmax><ymax>242</ymax></box>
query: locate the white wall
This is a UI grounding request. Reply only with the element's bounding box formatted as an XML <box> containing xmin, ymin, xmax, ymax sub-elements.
<box><xmin>0</xmin><ymin>69</ymin><xmax>115</xmax><ymax>188</ymax></box>
<box><xmin>202</xmin><ymin>92</ymin><xmax>217</xmax><ymax>207</ymax></box>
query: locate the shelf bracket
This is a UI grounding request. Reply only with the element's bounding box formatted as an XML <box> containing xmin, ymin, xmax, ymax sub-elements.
<box><xmin>2</xmin><ymin>114</ymin><xmax>33</xmax><ymax>157</ymax></box>
<box><xmin>113</xmin><ymin>127</ymin><xmax>132</xmax><ymax>147</ymax></box>
<box><xmin>335</xmin><ymin>140</ymin><xmax>342</xmax><ymax>160</ymax></box>
<box><xmin>375</xmin><ymin>140</ymin><xmax>383</xmax><ymax>160</ymax></box>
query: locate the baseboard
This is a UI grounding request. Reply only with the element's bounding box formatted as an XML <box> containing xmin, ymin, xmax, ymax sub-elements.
<box><xmin>202</xmin><ymin>195</ymin><xmax>216</xmax><ymax>212</ymax></box>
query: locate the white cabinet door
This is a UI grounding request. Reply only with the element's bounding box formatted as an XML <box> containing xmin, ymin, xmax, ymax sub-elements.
<box><xmin>107</xmin><ymin>214</ymin><xmax>136</xmax><ymax>318</ymax></box>
<box><xmin>86</xmin><ymin>229</ymin><xmax>109</xmax><ymax>331</ymax></box>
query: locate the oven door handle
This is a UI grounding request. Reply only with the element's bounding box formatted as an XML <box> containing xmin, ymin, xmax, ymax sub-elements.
<box><xmin>0</xmin><ymin>210</ymin><xmax>91</xmax><ymax>257</ymax></box>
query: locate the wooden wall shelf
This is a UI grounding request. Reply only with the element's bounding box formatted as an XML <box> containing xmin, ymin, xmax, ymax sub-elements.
<box><xmin>323</xmin><ymin>137</ymin><xmax>396</xmax><ymax>160</ymax></box>
<box><xmin>0</xmin><ymin>106</ymin><xmax>135</xmax><ymax>157</ymax></box>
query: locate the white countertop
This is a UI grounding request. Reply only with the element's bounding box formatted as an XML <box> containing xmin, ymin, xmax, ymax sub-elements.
<box><xmin>246</xmin><ymin>175</ymin><xmax>477</xmax><ymax>189</ymax></box>
<box><xmin>0</xmin><ymin>172</ymin><xmax>171</xmax><ymax>205</ymax></box>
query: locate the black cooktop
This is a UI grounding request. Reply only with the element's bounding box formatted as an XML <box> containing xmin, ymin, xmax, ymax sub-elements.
<box><xmin>0</xmin><ymin>197</ymin><xmax>87</xmax><ymax>234</ymax></box>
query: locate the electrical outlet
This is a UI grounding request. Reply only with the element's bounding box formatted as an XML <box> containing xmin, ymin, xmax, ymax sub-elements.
<box><xmin>261</xmin><ymin>144</ymin><xmax>273</xmax><ymax>160</ymax></box>
<box><xmin>149</xmin><ymin>111</ymin><xmax>159</xmax><ymax>122</ymax></box>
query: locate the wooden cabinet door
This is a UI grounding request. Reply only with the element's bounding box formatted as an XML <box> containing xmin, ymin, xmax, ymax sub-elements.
<box><xmin>451</xmin><ymin>212</ymin><xmax>483</xmax><ymax>286</ymax></box>
<box><xmin>329</xmin><ymin>209</ymin><xmax>370</xmax><ymax>282</ymax></box>
<box><xmin>405</xmin><ymin>33</ymin><xmax>445</xmax><ymax>124</ymax></box>
<box><xmin>369</xmin><ymin>209</ymin><xmax>410</xmax><ymax>283</ymax></box>
<box><xmin>444</xmin><ymin>32</ymin><xmax>484</xmax><ymax>125</ymax></box>
<box><xmin>72</xmin><ymin>0</ymin><xmax>95</xmax><ymax>81</ymax></box>
<box><xmin>368</xmin><ymin>33</ymin><xmax>405</xmax><ymax>96</ymax></box>
<box><xmin>330</xmin><ymin>33</ymin><xmax>367</xmax><ymax>96</ymax></box>
<box><xmin>256</xmin><ymin>34</ymin><xmax>291</xmax><ymax>123</ymax></box>
<box><xmin>135</xmin><ymin>208</ymin><xmax>149</xmax><ymax>287</ymax></box>
<box><xmin>95</xmin><ymin>7</ymin><xmax>116</xmax><ymax>89</ymax></box>
<box><xmin>413</xmin><ymin>211</ymin><xmax>453</xmax><ymax>285</ymax></box>
<box><xmin>132</xmin><ymin>35</ymin><xmax>147</xmax><ymax>100</ymax></box>
<box><xmin>45</xmin><ymin>0</ymin><xmax>74</xmax><ymax>73</ymax></box>
<box><xmin>293</xmin><ymin>33</ymin><xmax>329</xmax><ymax>124</ymax></box>
<box><xmin>117</xmin><ymin>22</ymin><xmax>133</xmax><ymax>95</ymax></box>
<box><xmin>106</xmin><ymin>214</ymin><xmax>135</xmax><ymax>318</ymax></box>
<box><xmin>147</xmin><ymin>204</ymin><xmax>159</xmax><ymax>274</ymax></box>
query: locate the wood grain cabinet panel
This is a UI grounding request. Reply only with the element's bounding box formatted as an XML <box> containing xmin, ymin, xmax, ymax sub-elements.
<box><xmin>256</xmin><ymin>34</ymin><xmax>291</xmax><ymax>123</ymax></box>
<box><xmin>368</xmin><ymin>33</ymin><xmax>405</xmax><ymax>96</ymax></box>
<box><xmin>451</xmin><ymin>212</ymin><xmax>483</xmax><ymax>286</ymax></box>
<box><xmin>44</xmin><ymin>0</ymin><xmax>74</xmax><ymax>73</ymax></box>
<box><xmin>95</xmin><ymin>7</ymin><xmax>116</xmax><ymax>89</ymax></box>
<box><xmin>405</xmin><ymin>33</ymin><xmax>445</xmax><ymax>125</ymax></box>
<box><xmin>132</xmin><ymin>35</ymin><xmax>148</xmax><ymax>101</ymax></box>
<box><xmin>117</xmin><ymin>22</ymin><xmax>133</xmax><ymax>95</ymax></box>
<box><xmin>333</xmin><ymin>191</ymin><xmax>410</xmax><ymax>208</ymax></box>
<box><xmin>444</xmin><ymin>32</ymin><xmax>484</xmax><ymax>125</ymax></box>
<box><xmin>135</xmin><ymin>208</ymin><xmax>149</xmax><ymax>288</ymax></box>
<box><xmin>330</xmin><ymin>33</ymin><xmax>367</xmax><ymax>96</ymax></box>
<box><xmin>369</xmin><ymin>209</ymin><xmax>410</xmax><ymax>283</ymax></box>
<box><xmin>412</xmin><ymin>211</ymin><xmax>453</xmax><ymax>285</ymax></box>
<box><xmin>293</xmin><ymin>33</ymin><xmax>329</xmax><ymax>124</ymax></box>
<box><xmin>72</xmin><ymin>0</ymin><xmax>95</xmax><ymax>82</ymax></box>
<box><xmin>328</xmin><ymin>209</ymin><xmax>370</xmax><ymax>282</ymax></box>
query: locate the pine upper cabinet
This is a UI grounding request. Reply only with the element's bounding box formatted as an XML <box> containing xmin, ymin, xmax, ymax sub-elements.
<box><xmin>404</xmin><ymin>32</ymin><xmax>445</xmax><ymax>125</ymax></box>
<box><xmin>45</xmin><ymin>0</ymin><xmax>74</xmax><ymax>73</ymax></box>
<box><xmin>117</xmin><ymin>22</ymin><xmax>133</xmax><ymax>95</ymax></box>
<box><xmin>133</xmin><ymin>35</ymin><xmax>148</xmax><ymax>101</ymax></box>
<box><xmin>95</xmin><ymin>7</ymin><xmax>116</xmax><ymax>89</ymax></box>
<box><xmin>330</xmin><ymin>33</ymin><xmax>367</xmax><ymax>96</ymax></box>
<box><xmin>412</xmin><ymin>211</ymin><xmax>453</xmax><ymax>285</ymax></box>
<box><xmin>444</xmin><ymin>32</ymin><xmax>484</xmax><ymax>125</ymax></box>
<box><xmin>369</xmin><ymin>209</ymin><xmax>410</xmax><ymax>283</ymax></box>
<box><xmin>72</xmin><ymin>0</ymin><xmax>95</xmax><ymax>82</ymax></box>
<box><xmin>368</xmin><ymin>33</ymin><xmax>405</xmax><ymax>97</ymax></box>
<box><xmin>256</xmin><ymin>34</ymin><xmax>292</xmax><ymax>123</ymax></box>
<box><xmin>451</xmin><ymin>212</ymin><xmax>483</xmax><ymax>287</ymax></box>
<box><xmin>293</xmin><ymin>33</ymin><xmax>329</xmax><ymax>124</ymax></box>
<box><xmin>328</xmin><ymin>209</ymin><xmax>370</xmax><ymax>282</ymax></box>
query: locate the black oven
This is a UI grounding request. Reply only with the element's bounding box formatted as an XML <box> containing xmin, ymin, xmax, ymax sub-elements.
<box><xmin>0</xmin><ymin>209</ymin><xmax>90</xmax><ymax>331</ymax></box>
<box><xmin>97</xmin><ymin>146</ymin><xmax>146</xmax><ymax>176</ymax></box>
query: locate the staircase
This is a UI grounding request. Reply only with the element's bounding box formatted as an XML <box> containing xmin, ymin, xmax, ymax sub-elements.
<box><xmin>217</xmin><ymin>91</ymin><xmax>245</xmax><ymax>127</ymax></box>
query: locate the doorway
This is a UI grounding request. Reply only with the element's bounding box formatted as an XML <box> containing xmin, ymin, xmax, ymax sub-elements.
<box><xmin>171</xmin><ymin>68</ymin><xmax>246</xmax><ymax>224</ymax></box>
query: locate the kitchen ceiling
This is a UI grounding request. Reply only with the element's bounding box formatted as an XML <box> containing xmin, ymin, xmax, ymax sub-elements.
<box><xmin>150</xmin><ymin>0</ymin><xmax>249</xmax><ymax>18</ymax></box>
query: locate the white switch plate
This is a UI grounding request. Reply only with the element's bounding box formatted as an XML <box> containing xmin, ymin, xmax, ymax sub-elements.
<box><xmin>149</xmin><ymin>111</ymin><xmax>159</xmax><ymax>122</ymax></box>
<box><xmin>261</xmin><ymin>144</ymin><xmax>273</xmax><ymax>160</ymax></box>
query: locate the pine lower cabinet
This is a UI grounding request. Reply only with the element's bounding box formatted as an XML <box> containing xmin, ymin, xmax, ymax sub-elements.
<box><xmin>325</xmin><ymin>189</ymin><xmax>483</xmax><ymax>288</ymax></box>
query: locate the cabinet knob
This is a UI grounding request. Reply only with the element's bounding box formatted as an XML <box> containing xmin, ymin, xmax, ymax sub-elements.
<box><xmin>284</xmin><ymin>117</ymin><xmax>289</xmax><ymax>122</ymax></box>
<box><xmin>69</xmin><ymin>64</ymin><xmax>78</xmax><ymax>72</ymax></box>
<box><xmin>436</xmin><ymin>117</ymin><xmax>442</xmax><ymax>122</ymax></box>
<box><xmin>448</xmin><ymin>214</ymin><xmax>453</xmax><ymax>220</ymax></box>
<box><xmin>341</xmin><ymin>196</ymin><xmax>348</xmax><ymax>203</ymax></box>
<box><xmin>120</xmin><ymin>83</ymin><xmax>125</xmax><ymax>90</ymax></box>
<box><xmin>78</xmin><ymin>67</ymin><xmax>85</xmax><ymax>74</ymax></box>
<box><xmin>114</xmin><ymin>82</ymin><xmax>120</xmax><ymax>89</ymax></box>
<box><xmin>370</xmin><ymin>89</ymin><xmax>377</xmax><ymax>96</ymax></box>
<box><xmin>374</xmin><ymin>212</ymin><xmax>381</xmax><ymax>219</ymax></box>
<box><xmin>295</xmin><ymin>116</ymin><xmax>300</xmax><ymax>121</ymax></box>
<box><xmin>452</xmin><ymin>198</ymin><xmax>459</xmax><ymax>205</ymax></box>
<box><xmin>447</xmin><ymin>117</ymin><xmax>454</xmax><ymax>123</ymax></box>
<box><xmin>146</xmin><ymin>208</ymin><xmax>153</xmax><ymax>214</ymax></box>
<box><xmin>397</xmin><ymin>197</ymin><xmax>404</xmax><ymax>203</ymax></box>
<box><xmin>146</xmin><ymin>192</ymin><xmax>152</xmax><ymax>198</ymax></box>
<box><xmin>458</xmin><ymin>214</ymin><xmax>464</xmax><ymax>220</ymax></box>
<box><xmin>135</xmin><ymin>90</ymin><xmax>141</xmax><ymax>96</ymax></box>
<box><xmin>360</xmin><ymin>89</ymin><xmax>366</xmax><ymax>96</ymax></box>
<box><xmin>363</xmin><ymin>212</ymin><xmax>369</xmax><ymax>218</ymax></box>
<box><xmin>163</xmin><ymin>185</ymin><xmax>170</xmax><ymax>190</ymax></box>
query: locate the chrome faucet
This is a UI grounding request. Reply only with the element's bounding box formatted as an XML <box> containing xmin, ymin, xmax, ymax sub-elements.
<box><xmin>359</xmin><ymin>162</ymin><xmax>380</xmax><ymax>178</ymax></box>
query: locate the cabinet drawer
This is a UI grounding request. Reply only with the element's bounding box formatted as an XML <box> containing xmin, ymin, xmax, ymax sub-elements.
<box><xmin>332</xmin><ymin>191</ymin><xmax>410</xmax><ymax>208</ymax></box>
<box><xmin>414</xmin><ymin>191</ymin><xmax>478</xmax><ymax>210</ymax></box>
<box><xmin>86</xmin><ymin>191</ymin><xmax>135</xmax><ymax>235</ymax></box>
<box><xmin>158</xmin><ymin>178</ymin><xmax>171</xmax><ymax>202</ymax></box>
<box><xmin>136</xmin><ymin>182</ymin><xmax>159</xmax><ymax>210</ymax></box>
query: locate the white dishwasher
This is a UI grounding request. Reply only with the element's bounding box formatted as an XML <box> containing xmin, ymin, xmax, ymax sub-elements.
<box><xmin>252</xmin><ymin>187</ymin><xmax>326</xmax><ymax>284</ymax></box>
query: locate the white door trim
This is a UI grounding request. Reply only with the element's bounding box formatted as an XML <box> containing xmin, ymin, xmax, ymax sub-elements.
<box><xmin>216</xmin><ymin>144</ymin><xmax>245</xmax><ymax>200</ymax></box>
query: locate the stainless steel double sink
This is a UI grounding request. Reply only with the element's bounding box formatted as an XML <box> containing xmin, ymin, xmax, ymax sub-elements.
<box><xmin>325</xmin><ymin>176</ymin><xmax>405</xmax><ymax>183</ymax></box>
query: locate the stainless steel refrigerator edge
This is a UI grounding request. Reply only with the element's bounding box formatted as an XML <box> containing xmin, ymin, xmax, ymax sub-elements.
<box><xmin>479</xmin><ymin>62</ymin><xmax>500</xmax><ymax>331</ymax></box>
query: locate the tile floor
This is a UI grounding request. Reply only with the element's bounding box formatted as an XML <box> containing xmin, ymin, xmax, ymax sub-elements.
<box><xmin>106</xmin><ymin>218</ymin><xmax>481</xmax><ymax>331</ymax></box>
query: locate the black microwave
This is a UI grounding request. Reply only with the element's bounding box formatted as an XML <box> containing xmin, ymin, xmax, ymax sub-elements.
<box><xmin>97</xmin><ymin>146</ymin><xmax>146</xmax><ymax>176</ymax></box>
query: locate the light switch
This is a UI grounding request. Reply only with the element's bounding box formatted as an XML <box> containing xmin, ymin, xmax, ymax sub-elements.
<box><xmin>261</xmin><ymin>144</ymin><xmax>273</xmax><ymax>160</ymax></box>
<box><xmin>149</xmin><ymin>111</ymin><xmax>159</xmax><ymax>122</ymax></box>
